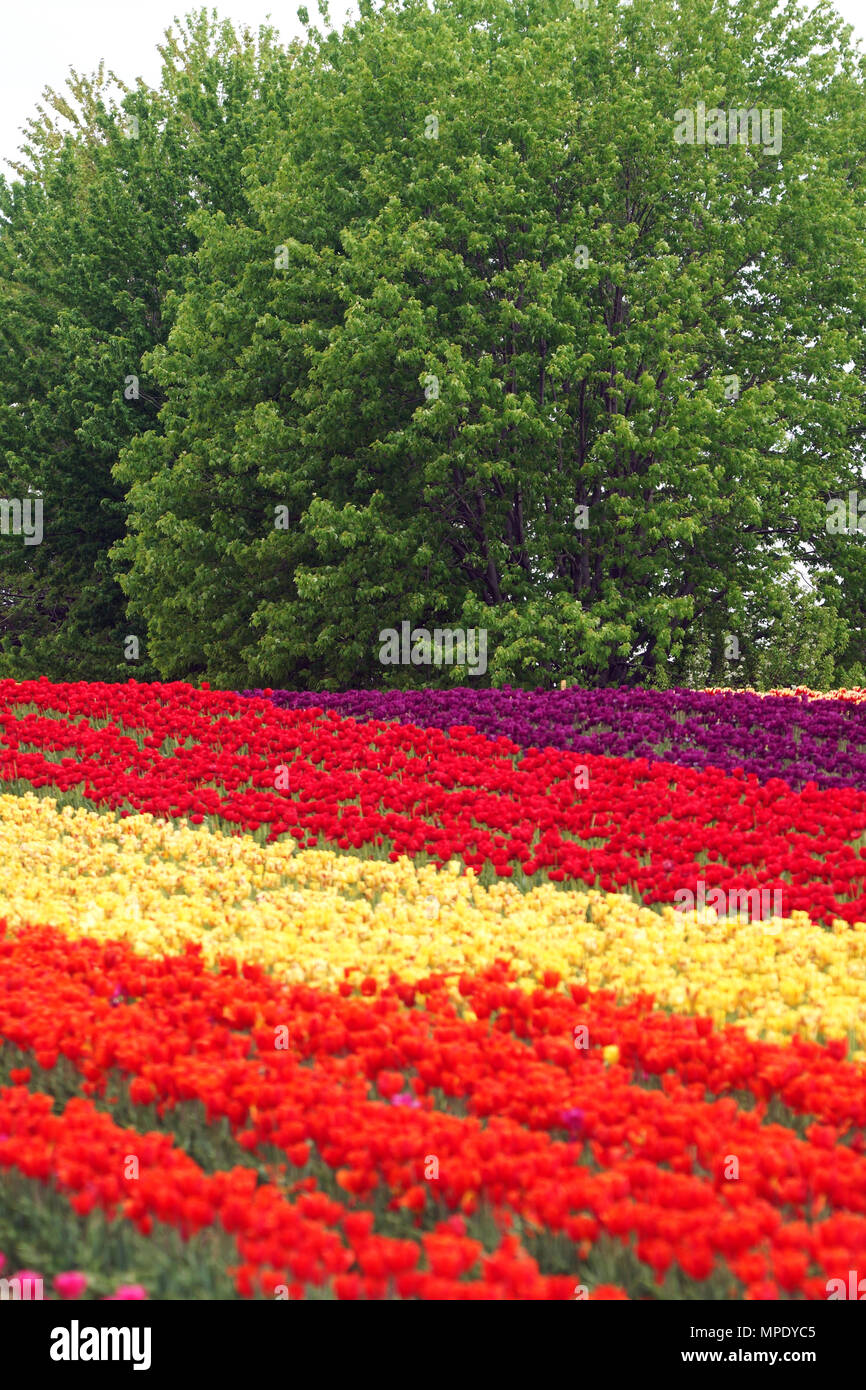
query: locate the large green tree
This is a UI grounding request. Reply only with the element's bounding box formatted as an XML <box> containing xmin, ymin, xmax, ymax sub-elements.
<box><xmin>0</xmin><ymin>11</ymin><xmax>298</xmax><ymax>678</ymax></box>
<box><xmin>4</xmin><ymin>1</ymin><xmax>865</xmax><ymax>690</ymax></box>
<box><xmin>113</xmin><ymin>0</ymin><xmax>866</xmax><ymax>690</ymax></box>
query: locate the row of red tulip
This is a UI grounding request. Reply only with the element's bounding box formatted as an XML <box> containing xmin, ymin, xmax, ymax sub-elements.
<box><xmin>1</xmin><ymin>922</ymin><xmax>864</xmax><ymax>1299</ymax></box>
<box><xmin>1</xmin><ymin>678</ymin><xmax>866</xmax><ymax>924</ymax></box>
<box><xmin>0</xmin><ymin>1079</ymin><xmax>599</xmax><ymax>1301</ymax></box>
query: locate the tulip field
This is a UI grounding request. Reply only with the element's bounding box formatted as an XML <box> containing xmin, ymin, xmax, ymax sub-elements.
<box><xmin>3</xmin><ymin>676</ymin><xmax>866</xmax><ymax>1301</ymax></box>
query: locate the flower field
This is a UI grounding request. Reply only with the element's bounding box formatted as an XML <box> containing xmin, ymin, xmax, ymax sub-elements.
<box><xmin>2</xmin><ymin>678</ymin><xmax>866</xmax><ymax>1301</ymax></box>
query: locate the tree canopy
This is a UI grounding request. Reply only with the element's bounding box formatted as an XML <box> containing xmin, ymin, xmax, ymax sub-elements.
<box><xmin>2</xmin><ymin>0</ymin><xmax>866</xmax><ymax>689</ymax></box>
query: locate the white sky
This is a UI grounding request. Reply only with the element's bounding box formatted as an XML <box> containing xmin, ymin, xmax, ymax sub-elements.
<box><xmin>0</xmin><ymin>1</ymin><xmax>358</xmax><ymax>172</ymax></box>
<box><xmin>1</xmin><ymin>0</ymin><xmax>865</xmax><ymax>172</ymax></box>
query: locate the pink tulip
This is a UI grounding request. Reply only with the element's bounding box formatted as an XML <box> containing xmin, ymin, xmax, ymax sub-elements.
<box><xmin>113</xmin><ymin>1284</ymin><xmax>148</xmax><ymax>1300</ymax></box>
<box><xmin>54</xmin><ymin>1271</ymin><xmax>88</xmax><ymax>1298</ymax></box>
